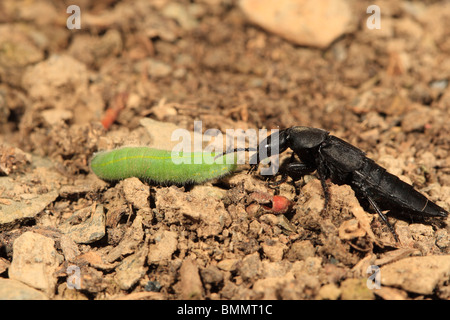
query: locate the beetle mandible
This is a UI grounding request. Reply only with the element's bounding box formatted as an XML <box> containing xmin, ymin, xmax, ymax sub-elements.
<box><xmin>233</xmin><ymin>126</ymin><xmax>449</xmax><ymax>241</ymax></box>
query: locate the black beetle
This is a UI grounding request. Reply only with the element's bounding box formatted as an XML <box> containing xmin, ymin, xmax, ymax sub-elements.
<box><xmin>228</xmin><ymin>126</ymin><xmax>449</xmax><ymax>241</ymax></box>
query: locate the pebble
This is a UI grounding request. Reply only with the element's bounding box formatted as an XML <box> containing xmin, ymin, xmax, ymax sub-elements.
<box><xmin>8</xmin><ymin>231</ymin><xmax>61</xmax><ymax>296</ymax></box>
<box><xmin>317</xmin><ymin>283</ymin><xmax>341</xmax><ymax>300</ymax></box>
<box><xmin>22</xmin><ymin>54</ymin><xmax>88</xmax><ymax>106</ymax></box>
<box><xmin>0</xmin><ymin>279</ymin><xmax>49</xmax><ymax>300</ymax></box>
<box><xmin>59</xmin><ymin>235</ymin><xmax>80</xmax><ymax>262</ymax></box>
<box><xmin>0</xmin><ymin>25</ymin><xmax>45</xmax><ymax>86</ymax></box>
<box><xmin>179</xmin><ymin>258</ymin><xmax>203</xmax><ymax>299</ymax></box>
<box><xmin>162</xmin><ymin>2</ymin><xmax>198</xmax><ymax>31</ymax></box>
<box><xmin>114</xmin><ymin>246</ymin><xmax>148</xmax><ymax>290</ymax></box>
<box><xmin>155</xmin><ymin>186</ymin><xmax>232</xmax><ymax>237</ymax></box>
<box><xmin>120</xmin><ymin>178</ymin><xmax>151</xmax><ymax>210</ymax></box>
<box><xmin>340</xmin><ymin>278</ymin><xmax>374</xmax><ymax>300</ymax></box>
<box><xmin>261</xmin><ymin>261</ymin><xmax>291</xmax><ymax>278</ymax></box>
<box><xmin>286</xmin><ymin>240</ymin><xmax>316</xmax><ymax>261</ymax></box>
<box><xmin>0</xmin><ymin>186</ymin><xmax>58</xmax><ymax>231</ymax></box>
<box><xmin>252</xmin><ymin>276</ymin><xmax>294</xmax><ymax>299</ymax></box>
<box><xmin>200</xmin><ymin>265</ymin><xmax>224</xmax><ymax>285</ymax></box>
<box><xmin>0</xmin><ymin>258</ymin><xmax>9</xmax><ymax>274</ymax></box>
<box><xmin>147</xmin><ymin>230</ymin><xmax>178</xmax><ymax>264</ymax></box>
<box><xmin>435</xmin><ymin>229</ymin><xmax>449</xmax><ymax>249</ymax></box>
<box><xmin>106</xmin><ymin>215</ymin><xmax>145</xmax><ymax>263</ymax></box>
<box><xmin>261</xmin><ymin>239</ymin><xmax>288</xmax><ymax>262</ymax></box>
<box><xmin>380</xmin><ymin>255</ymin><xmax>450</xmax><ymax>295</ymax></box>
<box><xmin>401</xmin><ymin>107</ymin><xmax>433</xmax><ymax>133</ymax></box>
<box><xmin>145</xmin><ymin>281</ymin><xmax>162</xmax><ymax>292</ymax></box>
<box><xmin>239</xmin><ymin>0</ymin><xmax>353</xmax><ymax>48</ymax></box>
<box><xmin>429</xmin><ymin>79</ymin><xmax>448</xmax><ymax>91</ymax></box>
<box><xmin>59</xmin><ymin>204</ymin><xmax>106</xmax><ymax>244</ymax></box>
<box><xmin>217</xmin><ymin>258</ymin><xmax>239</xmax><ymax>272</ymax></box>
<box><xmin>238</xmin><ymin>252</ymin><xmax>262</xmax><ymax>280</ymax></box>
<box><xmin>136</xmin><ymin>58</ymin><xmax>172</xmax><ymax>78</ymax></box>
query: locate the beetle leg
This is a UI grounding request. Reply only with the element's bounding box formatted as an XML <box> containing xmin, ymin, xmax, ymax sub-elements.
<box><xmin>316</xmin><ymin>163</ymin><xmax>330</xmax><ymax>214</ymax></box>
<box><xmin>282</xmin><ymin>162</ymin><xmax>316</xmax><ymax>182</ymax></box>
<box><xmin>268</xmin><ymin>161</ymin><xmax>315</xmax><ymax>187</ymax></box>
<box><xmin>268</xmin><ymin>173</ymin><xmax>289</xmax><ymax>188</ymax></box>
<box><xmin>269</xmin><ymin>153</ymin><xmax>297</xmax><ymax>186</ymax></box>
<box><xmin>362</xmin><ymin>191</ymin><xmax>400</xmax><ymax>242</ymax></box>
<box><xmin>267</xmin><ymin>152</ymin><xmax>317</xmax><ymax>190</ymax></box>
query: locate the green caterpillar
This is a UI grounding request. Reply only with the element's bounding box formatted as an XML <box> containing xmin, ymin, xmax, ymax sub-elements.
<box><xmin>90</xmin><ymin>147</ymin><xmax>237</xmax><ymax>184</ymax></box>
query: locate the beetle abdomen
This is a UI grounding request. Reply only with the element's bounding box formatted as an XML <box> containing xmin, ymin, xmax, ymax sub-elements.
<box><xmin>354</xmin><ymin>159</ymin><xmax>448</xmax><ymax>217</ymax></box>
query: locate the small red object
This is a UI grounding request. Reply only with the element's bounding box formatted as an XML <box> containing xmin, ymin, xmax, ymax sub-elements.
<box><xmin>101</xmin><ymin>92</ymin><xmax>128</xmax><ymax>130</ymax></box>
<box><xmin>270</xmin><ymin>195</ymin><xmax>292</xmax><ymax>214</ymax></box>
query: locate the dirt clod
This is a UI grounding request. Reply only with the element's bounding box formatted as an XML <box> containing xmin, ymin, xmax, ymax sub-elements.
<box><xmin>0</xmin><ymin>0</ymin><xmax>449</xmax><ymax>301</ymax></box>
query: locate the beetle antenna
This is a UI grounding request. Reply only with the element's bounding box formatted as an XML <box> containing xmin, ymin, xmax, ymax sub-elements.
<box><xmin>214</xmin><ymin>147</ymin><xmax>257</xmax><ymax>161</ymax></box>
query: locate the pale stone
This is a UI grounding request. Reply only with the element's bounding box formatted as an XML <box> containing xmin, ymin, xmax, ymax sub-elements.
<box><xmin>239</xmin><ymin>0</ymin><xmax>354</xmax><ymax>48</ymax></box>
<box><xmin>380</xmin><ymin>255</ymin><xmax>450</xmax><ymax>295</ymax></box>
<box><xmin>8</xmin><ymin>232</ymin><xmax>60</xmax><ymax>296</ymax></box>
<box><xmin>0</xmin><ymin>279</ymin><xmax>49</xmax><ymax>300</ymax></box>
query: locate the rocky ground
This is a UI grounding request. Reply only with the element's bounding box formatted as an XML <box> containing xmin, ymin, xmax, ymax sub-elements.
<box><xmin>0</xmin><ymin>0</ymin><xmax>449</xmax><ymax>300</ymax></box>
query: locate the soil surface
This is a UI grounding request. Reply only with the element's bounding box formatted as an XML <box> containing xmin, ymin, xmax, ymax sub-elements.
<box><xmin>0</xmin><ymin>0</ymin><xmax>449</xmax><ymax>300</ymax></box>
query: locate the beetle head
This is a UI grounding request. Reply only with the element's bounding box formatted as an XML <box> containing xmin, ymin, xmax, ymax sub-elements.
<box><xmin>286</xmin><ymin>126</ymin><xmax>329</xmax><ymax>150</ymax></box>
<box><xmin>249</xmin><ymin>129</ymin><xmax>289</xmax><ymax>164</ymax></box>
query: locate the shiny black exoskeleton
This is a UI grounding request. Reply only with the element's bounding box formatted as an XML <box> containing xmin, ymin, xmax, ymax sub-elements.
<box><xmin>248</xmin><ymin>126</ymin><xmax>448</xmax><ymax>241</ymax></box>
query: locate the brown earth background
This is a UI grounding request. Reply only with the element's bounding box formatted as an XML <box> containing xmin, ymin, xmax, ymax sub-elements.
<box><xmin>0</xmin><ymin>0</ymin><xmax>449</xmax><ymax>300</ymax></box>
